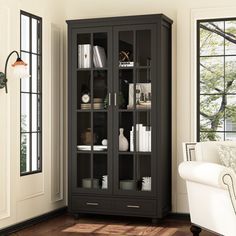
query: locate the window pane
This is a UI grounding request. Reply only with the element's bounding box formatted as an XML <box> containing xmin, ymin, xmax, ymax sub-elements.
<box><xmin>32</xmin><ymin>54</ymin><xmax>38</xmax><ymax>93</ymax></box>
<box><xmin>32</xmin><ymin>94</ymin><xmax>38</xmax><ymax>132</ymax></box>
<box><xmin>21</xmin><ymin>133</ymin><xmax>30</xmax><ymax>173</ymax></box>
<box><xmin>32</xmin><ymin>19</ymin><xmax>38</xmax><ymax>54</ymax></box>
<box><xmin>21</xmin><ymin>15</ymin><xmax>30</xmax><ymax>51</ymax></box>
<box><xmin>21</xmin><ymin>53</ymin><xmax>30</xmax><ymax>92</ymax></box>
<box><xmin>225</xmin><ymin>21</ymin><xmax>236</xmax><ymax>55</ymax></box>
<box><xmin>200</xmin><ymin>57</ymin><xmax>224</xmax><ymax>94</ymax></box>
<box><xmin>200</xmin><ymin>21</ymin><xmax>224</xmax><ymax>56</ymax></box>
<box><xmin>32</xmin><ymin>133</ymin><xmax>38</xmax><ymax>171</ymax></box>
<box><xmin>21</xmin><ymin>93</ymin><xmax>30</xmax><ymax>132</ymax></box>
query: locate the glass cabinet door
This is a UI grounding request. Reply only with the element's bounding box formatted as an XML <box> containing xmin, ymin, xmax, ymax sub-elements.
<box><xmin>114</xmin><ymin>25</ymin><xmax>155</xmax><ymax>195</ymax></box>
<box><xmin>72</xmin><ymin>28</ymin><xmax>112</xmax><ymax>194</ymax></box>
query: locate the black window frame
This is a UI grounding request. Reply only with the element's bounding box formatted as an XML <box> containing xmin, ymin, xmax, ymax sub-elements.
<box><xmin>197</xmin><ymin>17</ymin><xmax>236</xmax><ymax>142</ymax></box>
<box><xmin>20</xmin><ymin>10</ymin><xmax>42</xmax><ymax>176</ymax></box>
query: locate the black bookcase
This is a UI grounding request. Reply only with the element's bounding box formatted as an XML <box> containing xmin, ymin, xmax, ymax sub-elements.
<box><xmin>67</xmin><ymin>14</ymin><xmax>173</xmax><ymax>222</ymax></box>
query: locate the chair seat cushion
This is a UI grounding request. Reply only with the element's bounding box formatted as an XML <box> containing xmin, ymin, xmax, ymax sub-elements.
<box><xmin>218</xmin><ymin>145</ymin><xmax>236</xmax><ymax>173</ymax></box>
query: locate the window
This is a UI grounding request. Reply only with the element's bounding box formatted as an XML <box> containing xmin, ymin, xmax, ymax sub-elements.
<box><xmin>20</xmin><ymin>11</ymin><xmax>42</xmax><ymax>175</ymax></box>
<box><xmin>197</xmin><ymin>19</ymin><xmax>236</xmax><ymax>141</ymax></box>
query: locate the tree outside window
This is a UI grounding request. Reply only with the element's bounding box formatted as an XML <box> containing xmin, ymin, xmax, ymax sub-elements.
<box><xmin>198</xmin><ymin>19</ymin><xmax>236</xmax><ymax>141</ymax></box>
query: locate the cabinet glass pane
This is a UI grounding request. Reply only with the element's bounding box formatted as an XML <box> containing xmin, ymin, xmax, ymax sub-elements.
<box><xmin>119</xmin><ymin>31</ymin><xmax>134</xmax><ymax>67</ymax></box>
<box><xmin>137</xmin><ymin>155</ymin><xmax>151</xmax><ymax>191</ymax></box>
<box><xmin>93</xmin><ymin>70</ymin><xmax>107</xmax><ymax>110</ymax></box>
<box><xmin>119</xmin><ymin>112</ymin><xmax>133</xmax><ymax>152</ymax></box>
<box><xmin>135</xmin><ymin>111</ymin><xmax>151</xmax><ymax>152</ymax></box>
<box><xmin>119</xmin><ymin>69</ymin><xmax>133</xmax><ymax>109</ymax></box>
<box><xmin>77</xmin><ymin>34</ymin><xmax>92</xmax><ymax>68</ymax></box>
<box><xmin>93</xmin><ymin>33</ymin><xmax>107</xmax><ymax>68</ymax></box>
<box><xmin>135</xmin><ymin>69</ymin><xmax>152</xmax><ymax>110</ymax></box>
<box><xmin>136</xmin><ymin>30</ymin><xmax>151</xmax><ymax>66</ymax></box>
<box><xmin>119</xmin><ymin>154</ymin><xmax>135</xmax><ymax>191</ymax></box>
<box><xmin>93</xmin><ymin>154</ymin><xmax>108</xmax><ymax>189</ymax></box>
<box><xmin>77</xmin><ymin>71</ymin><xmax>91</xmax><ymax>110</ymax></box>
<box><xmin>77</xmin><ymin>113</ymin><xmax>92</xmax><ymax>150</ymax></box>
<box><xmin>77</xmin><ymin>154</ymin><xmax>91</xmax><ymax>188</ymax></box>
<box><xmin>93</xmin><ymin>112</ymin><xmax>108</xmax><ymax>151</ymax></box>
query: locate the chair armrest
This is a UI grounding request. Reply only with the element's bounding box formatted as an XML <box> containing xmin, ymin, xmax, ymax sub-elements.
<box><xmin>179</xmin><ymin>161</ymin><xmax>236</xmax><ymax>214</ymax></box>
<box><xmin>178</xmin><ymin>161</ymin><xmax>235</xmax><ymax>190</ymax></box>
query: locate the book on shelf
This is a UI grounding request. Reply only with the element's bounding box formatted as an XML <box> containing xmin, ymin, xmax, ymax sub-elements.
<box><xmin>129</xmin><ymin>124</ymin><xmax>151</xmax><ymax>152</ymax></box>
<box><xmin>78</xmin><ymin>44</ymin><xmax>107</xmax><ymax>68</ymax></box>
<box><xmin>78</xmin><ymin>44</ymin><xmax>92</xmax><ymax>68</ymax></box>
<box><xmin>93</xmin><ymin>45</ymin><xmax>107</xmax><ymax>68</ymax></box>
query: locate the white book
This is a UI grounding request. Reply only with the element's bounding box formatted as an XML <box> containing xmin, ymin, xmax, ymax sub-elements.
<box><xmin>144</xmin><ymin>127</ymin><xmax>149</xmax><ymax>152</ymax></box>
<box><xmin>93</xmin><ymin>46</ymin><xmax>107</xmax><ymax>68</ymax></box>
<box><xmin>147</xmin><ymin>129</ymin><xmax>151</xmax><ymax>151</ymax></box>
<box><xmin>78</xmin><ymin>45</ymin><xmax>81</xmax><ymax>68</ymax></box>
<box><xmin>130</xmin><ymin>127</ymin><xmax>134</xmax><ymax>152</ymax></box>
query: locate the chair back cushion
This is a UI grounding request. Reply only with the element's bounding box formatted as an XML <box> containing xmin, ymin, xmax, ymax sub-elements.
<box><xmin>195</xmin><ymin>141</ymin><xmax>236</xmax><ymax>164</ymax></box>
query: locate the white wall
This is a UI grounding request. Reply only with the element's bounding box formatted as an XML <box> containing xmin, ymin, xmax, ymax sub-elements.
<box><xmin>0</xmin><ymin>0</ymin><xmax>66</xmax><ymax>229</ymax></box>
<box><xmin>63</xmin><ymin>0</ymin><xmax>236</xmax><ymax>213</ymax></box>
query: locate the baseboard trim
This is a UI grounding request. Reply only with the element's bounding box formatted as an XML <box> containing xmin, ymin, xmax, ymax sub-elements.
<box><xmin>0</xmin><ymin>207</ymin><xmax>67</xmax><ymax>236</ymax></box>
<box><xmin>167</xmin><ymin>212</ymin><xmax>191</xmax><ymax>221</ymax></box>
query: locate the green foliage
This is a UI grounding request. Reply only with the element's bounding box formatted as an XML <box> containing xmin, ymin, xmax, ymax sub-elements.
<box><xmin>199</xmin><ymin>21</ymin><xmax>236</xmax><ymax>141</ymax></box>
<box><xmin>20</xmin><ymin>115</ymin><xmax>27</xmax><ymax>173</ymax></box>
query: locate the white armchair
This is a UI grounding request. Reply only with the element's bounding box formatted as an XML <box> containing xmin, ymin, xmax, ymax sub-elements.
<box><xmin>179</xmin><ymin>142</ymin><xmax>236</xmax><ymax>236</ymax></box>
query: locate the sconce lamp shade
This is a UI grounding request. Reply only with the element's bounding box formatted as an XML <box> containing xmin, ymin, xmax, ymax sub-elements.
<box><xmin>12</xmin><ymin>58</ymin><xmax>30</xmax><ymax>79</ymax></box>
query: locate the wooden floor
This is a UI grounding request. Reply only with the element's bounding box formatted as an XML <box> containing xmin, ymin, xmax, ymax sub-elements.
<box><xmin>11</xmin><ymin>214</ymin><xmax>218</xmax><ymax>236</ymax></box>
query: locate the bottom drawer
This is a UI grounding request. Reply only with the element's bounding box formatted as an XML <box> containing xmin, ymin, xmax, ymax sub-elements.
<box><xmin>71</xmin><ymin>196</ymin><xmax>112</xmax><ymax>212</ymax></box>
<box><xmin>114</xmin><ymin>199</ymin><xmax>156</xmax><ymax>216</ymax></box>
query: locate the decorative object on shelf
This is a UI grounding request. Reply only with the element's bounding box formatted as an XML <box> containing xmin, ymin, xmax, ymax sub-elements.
<box><xmin>93</xmin><ymin>45</ymin><xmax>107</xmax><ymax>68</ymax></box>
<box><xmin>78</xmin><ymin>44</ymin><xmax>92</xmax><ymax>68</ymax></box>
<box><xmin>81</xmin><ymin>92</ymin><xmax>90</xmax><ymax>104</ymax></box>
<box><xmin>130</xmin><ymin>124</ymin><xmax>151</xmax><ymax>152</ymax></box>
<box><xmin>119</xmin><ymin>50</ymin><xmax>134</xmax><ymax>67</ymax></box>
<box><xmin>120</xmin><ymin>180</ymin><xmax>136</xmax><ymax>190</ymax></box>
<box><xmin>102</xmin><ymin>175</ymin><xmax>108</xmax><ymax>189</ymax></box>
<box><xmin>102</xmin><ymin>139</ymin><xmax>108</xmax><ymax>146</ymax></box>
<box><xmin>141</xmin><ymin>177</ymin><xmax>151</xmax><ymax>191</ymax></box>
<box><xmin>82</xmin><ymin>178</ymin><xmax>99</xmax><ymax>188</ymax></box>
<box><xmin>81</xmin><ymin>128</ymin><xmax>97</xmax><ymax>145</ymax></box>
<box><xmin>119</xmin><ymin>128</ymin><xmax>129</xmax><ymax>151</ymax></box>
<box><xmin>0</xmin><ymin>50</ymin><xmax>30</xmax><ymax>93</ymax></box>
<box><xmin>127</xmin><ymin>83</ymin><xmax>151</xmax><ymax>109</ymax></box>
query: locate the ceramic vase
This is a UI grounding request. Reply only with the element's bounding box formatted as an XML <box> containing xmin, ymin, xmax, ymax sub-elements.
<box><xmin>119</xmin><ymin>128</ymin><xmax>129</xmax><ymax>151</ymax></box>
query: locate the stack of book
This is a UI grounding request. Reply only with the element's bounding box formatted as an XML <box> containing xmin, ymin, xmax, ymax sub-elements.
<box><xmin>81</xmin><ymin>103</ymin><xmax>91</xmax><ymax>109</ymax></box>
<box><xmin>78</xmin><ymin>44</ymin><xmax>107</xmax><ymax>68</ymax></box>
<box><xmin>93</xmin><ymin>98</ymin><xmax>104</xmax><ymax>109</ymax></box>
<box><xmin>130</xmin><ymin>124</ymin><xmax>151</xmax><ymax>152</ymax></box>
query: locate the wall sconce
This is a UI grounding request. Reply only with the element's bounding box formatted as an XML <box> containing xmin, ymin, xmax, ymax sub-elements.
<box><xmin>0</xmin><ymin>50</ymin><xmax>30</xmax><ymax>93</ymax></box>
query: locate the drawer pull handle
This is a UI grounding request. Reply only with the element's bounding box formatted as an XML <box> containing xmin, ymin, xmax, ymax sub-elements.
<box><xmin>86</xmin><ymin>202</ymin><xmax>99</xmax><ymax>206</ymax></box>
<box><xmin>127</xmin><ymin>205</ymin><xmax>140</xmax><ymax>209</ymax></box>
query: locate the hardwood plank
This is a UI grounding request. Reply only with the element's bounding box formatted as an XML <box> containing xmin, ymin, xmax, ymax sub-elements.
<box><xmin>10</xmin><ymin>214</ymin><xmax>218</xmax><ymax>236</ymax></box>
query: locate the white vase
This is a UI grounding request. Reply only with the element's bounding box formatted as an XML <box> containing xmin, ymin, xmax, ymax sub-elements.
<box><xmin>119</xmin><ymin>128</ymin><xmax>129</xmax><ymax>151</ymax></box>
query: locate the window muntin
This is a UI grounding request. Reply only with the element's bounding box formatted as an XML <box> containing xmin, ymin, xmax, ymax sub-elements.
<box><xmin>20</xmin><ymin>11</ymin><xmax>42</xmax><ymax>175</ymax></box>
<box><xmin>197</xmin><ymin>19</ymin><xmax>236</xmax><ymax>141</ymax></box>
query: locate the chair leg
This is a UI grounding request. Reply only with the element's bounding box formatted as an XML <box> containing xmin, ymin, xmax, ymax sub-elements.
<box><xmin>190</xmin><ymin>225</ymin><xmax>202</xmax><ymax>236</ymax></box>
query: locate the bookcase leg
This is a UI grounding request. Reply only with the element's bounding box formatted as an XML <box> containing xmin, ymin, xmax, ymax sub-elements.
<box><xmin>190</xmin><ymin>225</ymin><xmax>202</xmax><ymax>236</ymax></box>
